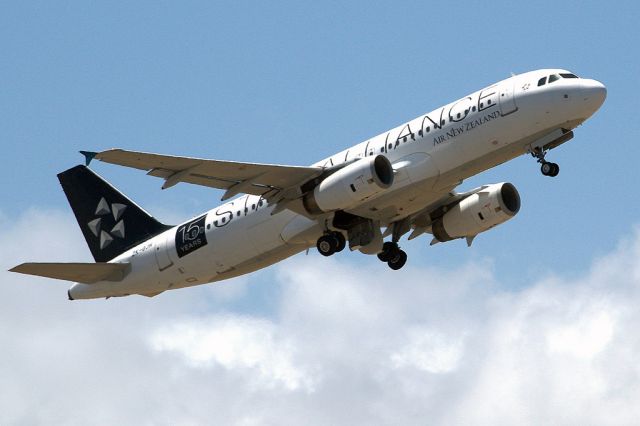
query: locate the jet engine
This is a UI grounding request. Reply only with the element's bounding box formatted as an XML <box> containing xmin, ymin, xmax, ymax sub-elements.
<box><xmin>303</xmin><ymin>155</ymin><xmax>394</xmax><ymax>214</ymax></box>
<box><xmin>431</xmin><ymin>183</ymin><xmax>520</xmax><ymax>243</ymax></box>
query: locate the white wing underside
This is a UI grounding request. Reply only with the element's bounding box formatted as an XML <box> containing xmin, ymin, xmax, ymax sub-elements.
<box><xmin>93</xmin><ymin>149</ymin><xmax>323</xmax><ymax>202</ymax></box>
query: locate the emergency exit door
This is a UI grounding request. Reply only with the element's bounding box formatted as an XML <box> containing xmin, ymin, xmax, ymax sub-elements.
<box><xmin>154</xmin><ymin>232</ymin><xmax>174</xmax><ymax>271</ymax></box>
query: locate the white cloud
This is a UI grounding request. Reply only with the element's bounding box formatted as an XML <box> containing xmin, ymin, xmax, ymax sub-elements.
<box><xmin>546</xmin><ymin>309</ymin><xmax>614</xmax><ymax>358</ymax></box>
<box><xmin>150</xmin><ymin>316</ymin><xmax>318</xmax><ymax>392</ymax></box>
<box><xmin>2</xmin><ymin>208</ymin><xmax>640</xmax><ymax>425</ymax></box>
<box><xmin>390</xmin><ymin>327</ymin><xmax>465</xmax><ymax>373</ymax></box>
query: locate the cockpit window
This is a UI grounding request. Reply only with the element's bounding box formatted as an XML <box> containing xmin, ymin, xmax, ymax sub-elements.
<box><xmin>560</xmin><ymin>73</ymin><xmax>579</xmax><ymax>79</ymax></box>
<box><xmin>548</xmin><ymin>74</ymin><xmax>560</xmax><ymax>83</ymax></box>
<box><xmin>538</xmin><ymin>76</ymin><xmax>547</xmax><ymax>86</ymax></box>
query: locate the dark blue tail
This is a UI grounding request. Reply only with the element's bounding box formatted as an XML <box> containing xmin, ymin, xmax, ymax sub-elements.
<box><xmin>58</xmin><ymin>165</ymin><xmax>171</xmax><ymax>262</ymax></box>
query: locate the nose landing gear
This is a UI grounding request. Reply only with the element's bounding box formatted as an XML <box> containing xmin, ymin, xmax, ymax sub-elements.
<box><xmin>532</xmin><ymin>147</ymin><xmax>560</xmax><ymax>177</ymax></box>
<box><xmin>540</xmin><ymin>161</ymin><xmax>560</xmax><ymax>177</ymax></box>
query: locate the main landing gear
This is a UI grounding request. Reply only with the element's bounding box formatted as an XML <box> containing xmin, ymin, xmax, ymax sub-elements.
<box><xmin>316</xmin><ymin>231</ymin><xmax>346</xmax><ymax>257</ymax></box>
<box><xmin>315</xmin><ymin>221</ymin><xmax>409</xmax><ymax>271</ymax></box>
<box><xmin>377</xmin><ymin>241</ymin><xmax>407</xmax><ymax>270</ymax></box>
<box><xmin>531</xmin><ymin>147</ymin><xmax>560</xmax><ymax>177</ymax></box>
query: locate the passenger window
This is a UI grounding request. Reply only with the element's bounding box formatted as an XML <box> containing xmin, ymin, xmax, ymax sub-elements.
<box><xmin>538</xmin><ymin>77</ymin><xmax>547</xmax><ymax>86</ymax></box>
<box><xmin>548</xmin><ymin>74</ymin><xmax>560</xmax><ymax>83</ymax></box>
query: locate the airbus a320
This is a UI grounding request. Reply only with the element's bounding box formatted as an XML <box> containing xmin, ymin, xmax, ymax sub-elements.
<box><xmin>11</xmin><ymin>69</ymin><xmax>606</xmax><ymax>300</ymax></box>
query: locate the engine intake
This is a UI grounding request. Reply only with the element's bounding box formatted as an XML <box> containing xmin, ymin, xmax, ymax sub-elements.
<box><xmin>432</xmin><ymin>182</ymin><xmax>520</xmax><ymax>243</ymax></box>
<box><xmin>303</xmin><ymin>155</ymin><xmax>394</xmax><ymax>214</ymax></box>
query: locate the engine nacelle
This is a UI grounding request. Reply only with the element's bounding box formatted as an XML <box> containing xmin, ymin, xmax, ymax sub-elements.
<box><xmin>432</xmin><ymin>182</ymin><xmax>521</xmax><ymax>243</ymax></box>
<box><xmin>303</xmin><ymin>155</ymin><xmax>394</xmax><ymax>214</ymax></box>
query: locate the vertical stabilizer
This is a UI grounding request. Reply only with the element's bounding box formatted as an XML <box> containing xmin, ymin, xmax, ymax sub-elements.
<box><xmin>58</xmin><ymin>165</ymin><xmax>171</xmax><ymax>262</ymax></box>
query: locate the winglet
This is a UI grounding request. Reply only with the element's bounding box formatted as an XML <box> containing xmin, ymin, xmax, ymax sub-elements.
<box><xmin>79</xmin><ymin>151</ymin><xmax>98</xmax><ymax>166</ymax></box>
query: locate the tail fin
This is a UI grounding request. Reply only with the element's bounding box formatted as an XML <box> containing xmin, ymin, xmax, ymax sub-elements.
<box><xmin>58</xmin><ymin>165</ymin><xmax>171</xmax><ymax>262</ymax></box>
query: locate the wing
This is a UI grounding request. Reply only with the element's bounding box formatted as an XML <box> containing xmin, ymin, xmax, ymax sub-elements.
<box><xmin>88</xmin><ymin>149</ymin><xmax>323</xmax><ymax>202</ymax></box>
<box><xmin>10</xmin><ymin>262</ymin><xmax>131</xmax><ymax>284</ymax></box>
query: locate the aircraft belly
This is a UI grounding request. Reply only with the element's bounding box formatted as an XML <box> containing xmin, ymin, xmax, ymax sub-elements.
<box><xmin>246</xmin><ymin>210</ymin><xmax>296</xmax><ymax>253</ymax></box>
<box><xmin>215</xmin><ymin>244</ymin><xmax>305</xmax><ymax>281</ymax></box>
<box><xmin>280</xmin><ymin>215</ymin><xmax>323</xmax><ymax>245</ymax></box>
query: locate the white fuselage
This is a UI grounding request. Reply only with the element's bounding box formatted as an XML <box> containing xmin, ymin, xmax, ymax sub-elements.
<box><xmin>69</xmin><ymin>69</ymin><xmax>606</xmax><ymax>299</ymax></box>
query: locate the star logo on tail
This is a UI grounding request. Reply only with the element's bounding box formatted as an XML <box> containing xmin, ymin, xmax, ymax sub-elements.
<box><xmin>87</xmin><ymin>198</ymin><xmax>127</xmax><ymax>249</ymax></box>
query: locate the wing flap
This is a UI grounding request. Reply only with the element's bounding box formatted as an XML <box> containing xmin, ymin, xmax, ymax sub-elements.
<box><xmin>93</xmin><ymin>149</ymin><xmax>322</xmax><ymax>199</ymax></box>
<box><xmin>10</xmin><ymin>262</ymin><xmax>131</xmax><ymax>284</ymax></box>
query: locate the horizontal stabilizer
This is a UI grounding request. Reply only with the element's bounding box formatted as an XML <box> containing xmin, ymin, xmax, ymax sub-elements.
<box><xmin>10</xmin><ymin>262</ymin><xmax>131</xmax><ymax>284</ymax></box>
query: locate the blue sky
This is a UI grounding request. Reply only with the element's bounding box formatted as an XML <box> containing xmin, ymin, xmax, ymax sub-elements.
<box><xmin>2</xmin><ymin>1</ymin><xmax>638</xmax><ymax>277</ymax></box>
<box><xmin>2</xmin><ymin>2</ymin><xmax>640</xmax><ymax>424</ymax></box>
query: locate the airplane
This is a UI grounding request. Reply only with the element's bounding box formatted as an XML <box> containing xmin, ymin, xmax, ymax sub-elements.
<box><xmin>10</xmin><ymin>69</ymin><xmax>606</xmax><ymax>300</ymax></box>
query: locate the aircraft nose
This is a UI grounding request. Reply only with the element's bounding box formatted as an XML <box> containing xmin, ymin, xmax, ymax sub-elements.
<box><xmin>581</xmin><ymin>79</ymin><xmax>607</xmax><ymax>113</ymax></box>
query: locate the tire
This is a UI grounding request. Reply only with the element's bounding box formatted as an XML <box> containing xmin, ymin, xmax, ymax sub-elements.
<box><xmin>317</xmin><ymin>235</ymin><xmax>336</xmax><ymax>257</ymax></box>
<box><xmin>550</xmin><ymin>163</ymin><xmax>560</xmax><ymax>177</ymax></box>
<box><xmin>388</xmin><ymin>250</ymin><xmax>407</xmax><ymax>270</ymax></box>
<box><xmin>541</xmin><ymin>162</ymin><xmax>553</xmax><ymax>176</ymax></box>
<box><xmin>333</xmin><ymin>232</ymin><xmax>346</xmax><ymax>253</ymax></box>
<box><xmin>377</xmin><ymin>241</ymin><xmax>398</xmax><ymax>262</ymax></box>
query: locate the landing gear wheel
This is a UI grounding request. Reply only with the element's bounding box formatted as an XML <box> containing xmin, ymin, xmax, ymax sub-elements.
<box><xmin>377</xmin><ymin>241</ymin><xmax>399</xmax><ymax>262</ymax></box>
<box><xmin>333</xmin><ymin>232</ymin><xmax>346</xmax><ymax>253</ymax></box>
<box><xmin>387</xmin><ymin>250</ymin><xmax>408</xmax><ymax>270</ymax></box>
<box><xmin>317</xmin><ymin>235</ymin><xmax>337</xmax><ymax>257</ymax></box>
<box><xmin>532</xmin><ymin>147</ymin><xmax>559</xmax><ymax>177</ymax></box>
<box><xmin>541</xmin><ymin>162</ymin><xmax>560</xmax><ymax>177</ymax></box>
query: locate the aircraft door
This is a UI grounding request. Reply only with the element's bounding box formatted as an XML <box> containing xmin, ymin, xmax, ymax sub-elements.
<box><xmin>498</xmin><ymin>81</ymin><xmax>518</xmax><ymax>116</ymax></box>
<box><xmin>154</xmin><ymin>232</ymin><xmax>174</xmax><ymax>271</ymax></box>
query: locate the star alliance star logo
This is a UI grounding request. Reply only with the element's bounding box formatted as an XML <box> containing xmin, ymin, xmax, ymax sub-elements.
<box><xmin>87</xmin><ymin>198</ymin><xmax>127</xmax><ymax>250</ymax></box>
